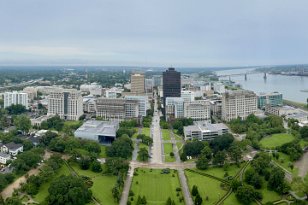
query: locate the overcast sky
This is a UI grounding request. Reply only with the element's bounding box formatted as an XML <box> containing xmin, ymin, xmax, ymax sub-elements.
<box><xmin>0</xmin><ymin>0</ymin><xmax>308</xmax><ymax>67</ymax></box>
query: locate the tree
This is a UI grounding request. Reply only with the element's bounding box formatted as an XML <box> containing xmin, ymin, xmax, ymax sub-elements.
<box><xmin>235</xmin><ymin>184</ymin><xmax>260</xmax><ymax>204</ymax></box>
<box><xmin>194</xmin><ymin>194</ymin><xmax>203</xmax><ymax>205</ymax></box>
<box><xmin>201</xmin><ymin>145</ymin><xmax>212</xmax><ymax>160</ymax></box>
<box><xmin>6</xmin><ymin>104</ymin><xmax>27</xmax><ymax>115</ymax></box>
<box><xmin>91</xmin><ymin>160</ymin><xmax>102</xmax><ymax>173</ymax></box>
<box><xmin>112</xmin><ymin>186</ymin><xmax>120</xmax><ymax>202</ymax></box>
<box><xmin>268</xmin><ymin>167</ymin><xmax>285</xmax><ymax>193</ymax></box>
<box><xmin>251</xmin><ymin>152</ymin><xmax>271</xmax><ymax>174</ymax></box>
<box><xmin>4</xmin><ymin>197</ymin><xmax>23</xmax><ymax>205</ymax></box>
<box><xmin>300</xmin><ymin>126</ymin><xmax>308</xmax><ymax>139</ymax></box>
<box><xmin>105</xmin><ymin>158</ymin><xmax>129</xmax><ymax>175</ymax></box>
<box><xmin>196</xmin><ymin>156</ymin><xmax>209</xmax><ymax>170</ymax></box>
<box><xmin>183</xmin><ymin>141</ymin><xmax>205</xmax><ymax>157</ymax></box>
<box><xmin>41</xmin><ymin>115</ymin><xmax>64</xmax><ymax>131</ymax></box>
<box><xmin>192</xmin><ymin>185</ymin><xmax>199</xmax><ymax>196</ymax></box>
<box><xmin>138</xmin><ymin>148</ymin><xmax>149</xmax><ymax>162</ymax></box>
<box><xmin>244</xmin><ymin>168</ymin><xmax>263</xmax><ymax>189</ymax></box>
<box><xmin>40</xmin><ymin>131</ymin><xmax>58</xmax><ymax>146</ymax></box>
<box><xmin>228</xmin><ymin>143</ymin><xmax>243</xmax><ymax>165</ymax></box>
<box><xmin>47</xmin><ymin>175</ymin><xmax>92</xmax><ymax>205</ymax></box>
<box><xmin>210</xmin><ymin>134</ymin><xmax>234</xmax><ymax>153</ymax></box>
<box><xmin>13</xmin><ymin>115</ymin><xmax>31</xmax><ymax>133</ymax></box>
<box><xmin>106</xmin><ymin>136</ymin><xmax>134</xmax><ymax>159</ymax></box>
<box><xmin>79</xmin><ymin>157</ymin><xmax>91</xmax><ymax>170</ymax></box>
<box><xmin>213</xmin><ymin>151</ymin><xmax>226</xmax><ymax>166</ymax></box>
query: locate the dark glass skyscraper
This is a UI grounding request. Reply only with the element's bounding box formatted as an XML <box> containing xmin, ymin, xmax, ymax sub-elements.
<box><xmin>162</xmin><ymin>67</ymin><xmax>181</xmax><ymax>106</ymax></box>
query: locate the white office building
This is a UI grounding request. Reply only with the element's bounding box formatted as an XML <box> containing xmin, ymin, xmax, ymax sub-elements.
<box><xmin>181</xmin><ymin>90</ymin><xmax>195</xmax><ymax>102</ymax></box>
<box><xmin>47</xmin><ymin>89</ymin><xmax>83</xmax><ymax>121</ymax></box>
<box><xmin>165</xmin><ymin>97</ymin><xmax>184</xmax><ymax>120</ymax></box>
<box><xmin>80</xmin><ymin>83</ymin><xmax>102</xmax><ymax>96</ymax></box>
<box><xmin>213</xmin><ymin>82</ymin><xmax>226</xmax><ymax>94</ymax></box>
<box><xmin>125</xmin><ymin>95</ymin><xmax>148</xmax><ymax>117</ymax></box>
<box><xmin>222</xmin><ymin>90</ymin><xmax>257</xmax><ymax>121</ymax></box>
<box><xmin>184</xmin><ymin>121</ymin><xmax>229</xmax><ymax>141</ymax></box>
<box><xmin>4</xmin><ymin>91</ymin><xmax>29</xmax><ymax>108</ymax></box>
<box><xmin>184</xmin><ymin>100</ymin><xmax>211</xmax><ymax>121</ymax></box>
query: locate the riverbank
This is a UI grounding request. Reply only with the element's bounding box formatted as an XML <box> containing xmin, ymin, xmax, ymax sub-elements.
<box><xmin>283</xmin><ymin>100</ymin><xmax>308</xmax><ymax>111</ymax></box>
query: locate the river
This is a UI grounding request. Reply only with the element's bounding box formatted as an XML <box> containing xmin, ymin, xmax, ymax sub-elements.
<box><xmin>216</xmin><ymin>68</ymin><xmax>308</xmax><ymax>104</ymax></box>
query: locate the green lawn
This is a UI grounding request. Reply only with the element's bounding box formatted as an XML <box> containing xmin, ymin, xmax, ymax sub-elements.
<box><xmin>99</xmin><ymin>145</ymin><xmax>107</xmax><ymax>158</ymax></box>
<box><xmin>130</xmin><ymin>168</ymin><xmax>184</xmax><ymax>205</ymax></box>
<box><xmin>71</xmin><ymin>164</ymin><xmax>117</xmax><ymax>205</ymax></box>
<box><xmin>273</xmin><ymin>152</ymin><xmax>298</xmax><ymax>175</ymax></box>
<box><xmin>142</xmin><ymin>127</ymin><xmax>151</xmax><ymax>137</ymax></box>
<box><xmin>33</xmin><ymin>164</ymin><xmax>71</xmax><ymax>203</ymax></box>
<box><xmin>260</xmin><ymin>133</ymin><xmax>295</xmax><ymax>149</ymax></box>
<box><xmin>299</xmin><ymin>139</ymin><xmax>308</xmax><ymax>148</ymax></box>
<box><xmin>138</xmin><ymin>143</ymin><xmax>149</xmax><ymax>161</ymax></box>
<box><xmin>259</xmin><ymin>181</ymin><xmax>282</xmax><ymax>203</ymax></box>
<box><xmin>222</xmin><ymin>193</ymin><xmax>242</xmax><ymax>205</ymax></box>
<box><xmin>162</xmin><ymin>129</ymin><xmax>171</xmax><ymax>140</ymax></box>
<box><xmin>164</xmin><ymin>143</ymin><xmax>175</xmax><ymax>162</ymax></box>
<box><xmin>185</xmin><ymin>171</ymin><xmax>228</xmax><ymax>204</ymax></box>
<box><xmin>192</xmin><ymin>163</ymin><xmax>243</xmax><ymax>179</ymax></box>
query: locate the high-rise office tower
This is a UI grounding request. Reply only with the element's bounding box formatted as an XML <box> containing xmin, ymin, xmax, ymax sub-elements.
<box><xmin>47</xmin><ymin>89</ymin><xmax>83</xmax><ymax>121</ymax></box>
<box><xmin>162</xmin><ymin>67</ymin><xmax>181</xmax><ymax>106</ymax></box>
<box><xmin>4</xmin><ymin>91</ymin><xmax>29</xmax><ymax>108</ymax></box>
<box><xmin>130</xmin><ymin>73</ymin><xmax>145</xmax><ymax>94</ymax></box>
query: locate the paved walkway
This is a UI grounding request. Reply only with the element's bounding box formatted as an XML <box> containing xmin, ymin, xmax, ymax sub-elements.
<box><xmin>170</xmin><ymin>129</ymin><xmax>194</xmax><ymax>205</ymax></box>
<box><xmin>150</xmin><ymin>94</ymin><xmax>163</xmax><ymax>164</ymax></box>
<box><xmin>1</xmin><ymin>150</ymin><xmax>52</xmax><ymax>199</ymax></box>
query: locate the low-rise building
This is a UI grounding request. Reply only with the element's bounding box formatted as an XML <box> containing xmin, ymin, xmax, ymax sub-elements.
<box><xmin>0</xmin><ymin>153</ymin><xmax>11</xmax><ymax>164</ymax></box>
<box><xmin>257</xmin><ymin>92</ymin><xmax>283</xmax><ymax>109</ymax></box>
<box><xmin>1</xmin><ymin>142</ymin><xmax>23</xmax><ymax>156</ymax></box>
<box><xmin>184</xmin><ymin>121</ymin><xmax>229</xmax><ymax>141</ymax></box>
<box><xmin>30</xmin><ymin>115</ymin><xmax>54</xmax><ymax>127</ymax></box>
<box><xmin>265</xmin><ymin>105</ymin><xmax>297</xmax><ymax>116</ymax></box>
<box><xmin>184</xmin><ymin>100</ymin><xmax>210</xmax><ymax>121</ymax></box>
<box><xmin>74</xmin><ymin>120</ymin><xmax>119</xmax><ymax>144</ymax></box>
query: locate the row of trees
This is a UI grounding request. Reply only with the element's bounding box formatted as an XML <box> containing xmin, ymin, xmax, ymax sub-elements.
<box><xmin>181</xmin><ymin>134</ymin><xmax>243</xmax><ymax>170</ymax></box>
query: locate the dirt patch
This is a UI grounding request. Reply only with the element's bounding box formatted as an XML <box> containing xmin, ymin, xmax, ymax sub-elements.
<box><xmin>294</xmin><ymin>152</ymin><xmax>308</xmax><ymax>177</ymax></box>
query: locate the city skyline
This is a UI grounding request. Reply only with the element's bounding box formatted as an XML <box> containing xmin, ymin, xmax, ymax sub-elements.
<box><xmin>1</xmin><ymin>0</ymin><xmax>308</xmax><ymax>67</ymax></box>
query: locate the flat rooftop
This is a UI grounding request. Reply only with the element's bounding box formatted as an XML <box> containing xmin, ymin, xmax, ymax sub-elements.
<box><xmin>75</xmin><ymin>120</ymin><xmax>119</xmax><ymax>137</ymax></box>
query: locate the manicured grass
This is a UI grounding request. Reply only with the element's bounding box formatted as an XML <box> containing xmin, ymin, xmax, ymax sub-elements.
<box><xmin>34</xmin><ymin>164</ymin><xmax>71</xmax><ymax>203</ymax></box>
<box><xmin>222</xmin><ymin>193</ymin><xmax>242</xmax><ymax>205</ymax></box>
<box><xmin>299</xmin><ymin>139</ymin><xmax>308</xmax><ymax>148</ymax></box>
<box><xmin>176</xmin><ymin>142</ymin><xmax>183</xmax><ymax>150</ymax></box>
<box><xmin>99</xmin><ymin>145</ymin><xmax>107</xmax><ymax>158</ymax></box>
<box><xmin>130</xmin><ymin>168</ymin><xmax>184</xmax><ymax>205</ymax></box>
<box><xmin>259</xmin><ymin>181</ymin><xmax>282</xmax><ymax>203</ymax></box>
<box><xmin>273</xmin><ymin>152</ymin><xmax>298</xmax><ymax>175</ymax></box>
<box><xmin>260</xmin><ymin>133</ymin><xmax>295</xmax><ymax>149</ymax></box>
<box><xmin>142</xmin><ymin>127</ymin><xmax>151</xmax><ymax>137</ymax></box>
<box><xmin>185</xmin><ymin>171</ymin><xmax>228</xmax><ymax>204</ymax></box>
<box><xmin>71</xmin><ymin>164</ymin><xmax>117</xmax><ymax>205</ymax></box>
<box><xmin>91</xmin><ymin>175</ymin><xmax>117</xmax><ymax>205</ymax></box>
<box><xmin>192</xmin><ymin>163</ymin><xmax>243</xmax><ymax>179</ymax></box>
<box><xmin>162</xmin><ymin>129</ymin><xmax>171</xmax><ymax>140</ymax></box>
<box><xmin>164</xmin><ymin>143</ymin><xmax>175</xmax><ymax>162</ymax></box>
